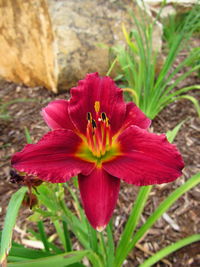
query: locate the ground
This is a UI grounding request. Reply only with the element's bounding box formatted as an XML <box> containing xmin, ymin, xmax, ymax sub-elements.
<box><xmin>0</xmin><ymin>75</ymin><xmax>199</xmax><ymax>266</ymax></box>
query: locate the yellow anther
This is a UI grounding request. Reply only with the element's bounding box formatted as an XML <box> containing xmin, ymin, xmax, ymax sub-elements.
<box><xmin>94</xmin><ymin>101</ymin><xmax>100</xmax><ymax>113</ymax></box>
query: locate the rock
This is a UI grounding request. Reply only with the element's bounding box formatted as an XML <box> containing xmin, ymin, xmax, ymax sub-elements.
<box><xmin>142</xmin><ymin>0</ymin><xmax>198</xmax><ymax>17</ymax></box>
<box><xmin>0</xmin><ymin>0</ymin><xmax>163</xmax><ymax>92</ymax></box>
<box><xmin>0</xmin><ymin>0</ymin><xmax>57</xmax><ymax>92</ymax></box>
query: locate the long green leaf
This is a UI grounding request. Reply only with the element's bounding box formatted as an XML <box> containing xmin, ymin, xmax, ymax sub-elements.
<box><xmin>28</xmin><ymin>229</ymin><xmax>63</xmax><ymax>254</ymax></box>
<box><xmin>128</xmin><ymin>172</ymin><xmax>200</xmax><ymax>252</ymax></box>
<box><xmin>59</xmin><ymin>200</ymin><xmax>89</xmax><ymax>249</ymax></box>
<box><xmin>86</xmin><ymin>221</ymin><xmax>98</xmax><ymax>253</ymax></box>
<box><xmin>37</xmin><ymin>221</ymin><xmax>50</xmax><ymax>252</ymax></box>
<box><xmin>176</xmin><ymin>95</ymin><xmax>200</xmax><ymax>117</ymax></box>
<box><xmin>0</xmin><ymin>187</ymin><xmax>27</xmax><ymax>264</ymax></box>
<box><xmin>8</xmin><ymin>246</ymin><xmax>51</xmax><ymax>260</ymax></box>
<box><xmin>53</xmin><ymin>220</ymin><xmax>66</xmax><ymax>251</ymax></box>
<box><xmin>139</xmin><ymin>234</ymin><xmax>200</xmax><ymax>267</ymax></box>
<box><xmin>7</xmin><ymin>250</ymin><xmax>102</xmax><ymax>267</ymax></box>
<box><xmin>105</xmin><ymin>223</ymin><xmax>115</xmax><ymax>267</ymax></box>
<box><xmin>62</xmin><ymin>220</ymin><xmax>72</xmax><ymax>252</ymax></box>
<box><xmin>115</xmin><ymin>186</ymin><xmax>152</xmax><ymax>266</ymax></box>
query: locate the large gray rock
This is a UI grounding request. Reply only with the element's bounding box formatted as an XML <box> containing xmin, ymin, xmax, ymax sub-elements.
<box><xmin>0</xmin><ymin>0</ymin><xmax>163</xmax><ymax>92</ymax></box>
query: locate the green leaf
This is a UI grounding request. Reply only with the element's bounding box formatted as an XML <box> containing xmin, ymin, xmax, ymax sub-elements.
<box><xmin>115</xmin><ymin>186</ymin><xmax>152</xmax><ymax>266</ymax></box>
<box><xmin>166</xmin><ymin>120</ymin><xmax>185</xmax><ymax>143</ymax></box>
<box><xmin>0</xmin><ymin>187</ymin><xmax>27</xmax><ymax>264</ymax></box>
<box><xmin>59</xmin><ymin>200</ymin><xmax>89</xmax><ymax>249</ymax></box>
<box><xmin>176</xmin><ymin>95</ymin><xmax>200</xmax><ymax>117</ymax></box>
<box><xmin>105</xmin><ymin>222</ymin><xmax>115</xmax><ymax>267</ymax></box>
<box><xmin>86</xmin><ymin>221</ymin><xmax>98</xmax><ymax>254</ymax></box>
<box><xmin>8</xmin><ymin>246</ymin><xmax>52</xmax><ymax>260</ymax></box>
<box><xmin>53</xmin><ymin>220</ymin><xmax>67</xmax><ymax>251</ymax></box>
<box><xmin>7</xmin><ymin>250</ymin><xmax>102</xmax><ymax>267</ymax></box>
<box><xmin>36</xmin><ymin>184</ymin><xmax>59</xmax><ymax>212</ymax></box>
<box><xmin>62</xmin><ymin>220</ymin><xmax>72</xmax><ymax>252</ymax></box>
<box><xmin>24</xmin><ymin>127</ymin><xmax>32</xmax><ymax>144</ymax></box>
<box><xmin>28</xmin><ymin>228</ymin><xmax>63</xmax><ymax>254</ymax></box>
<box><xmin>139</xmin><ymin>234</ymin><xmax>200</xmax><ymax>267</ymax></box>
<box><xmin>37</xmin><ymin>221</ymin><xmax>50</xmax><ymax>252</ymax></box>
<box><xmin>65</xmin><ymin>183</ymin><xmax>87</xmax><ymax>229</ymax></box>
<box><xmin>112</xmin><ymin>4</ymin><xmax>200</xmax><ymax>119</ymax></box>
<box><xmin>128</xmin><ymin>172</ymin><xmax>200</xmax><ymax>253</ymax></box>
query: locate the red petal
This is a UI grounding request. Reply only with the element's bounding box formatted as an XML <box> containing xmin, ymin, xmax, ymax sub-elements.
<box><xmin>42</xmin><ymin>100</ymin><xmax>76</xmax><ymax>131</ymax></box>
<box><xmin>121</xmin><ymin>102</ymin><xmax>151</xmax><ymax>130</ymax></box>
<box><xmin>103</xmin><ymin>126</ymin><xmax>184</xmax><ymax>186</ymax></box>
<box><xmin>69</xmin><ymin>73</ymin><xmax>126</xmax><ymax>135</ymax></box>
<box><xmin>11</xmin><ymin>130</ymin><xmax>94</xmax><ymax>183</ymax></box>
<box><xmin>78</xmin><ymin>168</ymin><xmax>120</xmax><ymax>230</ymax></box>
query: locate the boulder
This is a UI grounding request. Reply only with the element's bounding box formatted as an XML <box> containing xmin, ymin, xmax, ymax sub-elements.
<box><xmin>0</xmin><ymin>0</ymin><xmax>163</xmax><ymax>92</ymax></box>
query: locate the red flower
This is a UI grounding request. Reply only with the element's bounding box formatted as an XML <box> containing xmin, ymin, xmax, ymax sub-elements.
<box><xmin>11</xmin><ymin>73</ymin><xmax>184</xmax><ymax>231</ymax></box>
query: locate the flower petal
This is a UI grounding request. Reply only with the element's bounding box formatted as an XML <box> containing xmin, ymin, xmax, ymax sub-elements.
<box><xmin>42</xmin><ymin>100</ymin><xmax>76</xmax><ymax>131</ymax></box>
<box><xmin>78</xmin><ymin>168</ymin><xmax>120</xmax><ymax>230</ymax></box>
<box><xmin>103</xmin><ymin>126</ymin><xmax>184</xmax><ymax>186</ymax></box>
<box><xmin>11</xmin><ymin>130</ymin><xmax>94</xmax><ymax>183</ymax></box>
<box><xmin>122</xmin><ymin>102</ymin><xmax>151</xmax><ymax>130</ymax></box>
<box><xmin>69</xmin><ymin>73</ymin><xmax>126</xmax><ymax>135</ymax></box>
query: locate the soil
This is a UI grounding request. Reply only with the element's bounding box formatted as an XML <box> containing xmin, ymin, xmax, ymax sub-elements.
<box><xmin>0</xmin><ymin>73</ymin><xmax>199</xmax><ymax>267</ymax></box>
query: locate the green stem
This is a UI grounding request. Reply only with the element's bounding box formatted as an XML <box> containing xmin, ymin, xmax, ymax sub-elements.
<box><xmin>37</xmin><ymin>221</ymin><xmax>49</xmax><ymax>252</ymax></box>
<box><xmin>62</xmin><ymin>220</ymin><xmax>72</xmax><ymax>252</ymax></box>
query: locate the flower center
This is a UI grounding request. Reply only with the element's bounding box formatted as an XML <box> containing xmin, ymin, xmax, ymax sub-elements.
<box><xmin>86</xmin><ymin>107</ymin><xmax>112</xmax><ymax>158</ymax></box>
<box><xmin>76</xmin><ymin>101</ymin><xmax>121</xmax><ymax>164</ymax></box>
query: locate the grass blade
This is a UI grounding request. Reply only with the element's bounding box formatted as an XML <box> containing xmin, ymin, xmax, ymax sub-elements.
<box><xmin>28</xmin><ymin>229</ymin><xmax>63</xmax><ymax>254</ymax></box>
<box><xmin>105</xmin><ymin>222</ymin><xmax>115</xmax><ymax>267</ymax></box>
<box><xmin>128</xmin><ymin>172</ymin><xmax>200</xmax><ymax>252</ymax></box>
<box><xmin>86</xmin><ymin>221</ymin><xmax>98</xmax><ymax>254</ymax></box>
<box><xmin>9</xmin><ymin>246</ymin><xmax>51</xmax><ymax>259</ymax></box>
<box><xmin>115</xmin><ymin>186</ymin><xmax>152</xmax><ymax>267</ymax></box>
<box><xmin>24</xmin><ymin>127</ymin><xmax>32</xmax><ymax>144</ymax></box>
<box><xmin>62</xmin><ymin>220</ymin><xmax>72</xmax><ymax>252</ymax></box>
<box><xmin>166</xmin><ymin>120</ymin><xmax>185</xmax><ymax>143</ymax></box>
<box><xmin>7</xmin><ymin>250</ymin><xmax>102</xmax><ymax>267</ymax></box>
<box><xmin>0</xmin><ymin>187</ymin><xmax>27</xmax><ymax>264</ymax></box>
<box><xmin>54</xmin><ymin>220</ymin><xmax>65</xmax><ymax>244</ymax></box>
<box><xmin>37</xmin><ymin>221</ymin><xmax>50</xmax><ymax>252</ymax></box>
<box><xmin>176</xmin><ymin>95</ymin><xmax>200</xmax><ymax>117</ymax></box>
<box><xmin>139</xmin><ymin>234</ymin><xmax>200</xmax><ymax>267</ymax></box>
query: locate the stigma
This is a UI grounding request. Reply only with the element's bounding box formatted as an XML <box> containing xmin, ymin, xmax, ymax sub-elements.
<box><xmin>86</xmin><ymin>102</ymin><xmax>112</xmax><ymax>158</ymax></box>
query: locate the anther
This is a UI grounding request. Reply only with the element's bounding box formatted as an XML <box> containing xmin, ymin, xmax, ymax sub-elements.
<box><xmin>101</xmin><ymin>112</ymin><xmax>106</xmax><ymax>121</ymax></box>
<box><xmin>87</xmin><ymin>112</ymin><xmax>92</xmax><ymax>121</ymax></box>
<box><xmin>92</xmin><ymin>119</ymin><xmax>97</xmax><ymax>128</ymax></box>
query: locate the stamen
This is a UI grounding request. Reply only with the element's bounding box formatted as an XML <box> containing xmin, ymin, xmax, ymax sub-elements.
<box><xmin>85</xmin><ymin>108</ymin><xmax>112</xmax><ymax>158</ymax></box>
<box><xmin>87</xmin><ymin>112</ymin><xmax>92</xmax><ymax>121</ymax></box>
<box><xmin>92</xmin><ymin>119</ymin><xmax>97</xmax><ymax>129</ymax></box>
<box><xmin>101</xmin><ymin>112</ymin><xmax>106</xmax><ymax>121</ymax></box>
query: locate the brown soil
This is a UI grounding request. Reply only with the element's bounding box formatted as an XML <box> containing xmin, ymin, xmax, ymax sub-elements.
<box><xmin>0</xmin><ymin>76</ymin><xmax>199</xmax><ymax>266</ymax></box>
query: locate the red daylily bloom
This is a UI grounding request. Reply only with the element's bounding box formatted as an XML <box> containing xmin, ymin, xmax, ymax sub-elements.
<box><xmin>11</xmin><ymin>73</ymin><xmax>184</xmax><ymax>231</ymax></box>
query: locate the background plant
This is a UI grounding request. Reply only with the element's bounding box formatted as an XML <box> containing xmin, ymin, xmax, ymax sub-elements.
<box><xmin>111</xmin><ymin>4</ymin><xmax>200</xmax><ymax>119</ymax></box>
<box><xmin>1</xmin><ymin>126</ymin><xmax>200</xmax><ymax>267</ymax></box>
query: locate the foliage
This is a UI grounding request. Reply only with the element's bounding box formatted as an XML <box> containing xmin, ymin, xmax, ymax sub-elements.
<box><xmin>111</xmin><ymin>4</ymin><xmax>200</xmax><ymax>119</ymax></box>
<box><xmin>1</xmin><ymin>126</ymin><xmax>200</xmax><ymax>266</ymax></box>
